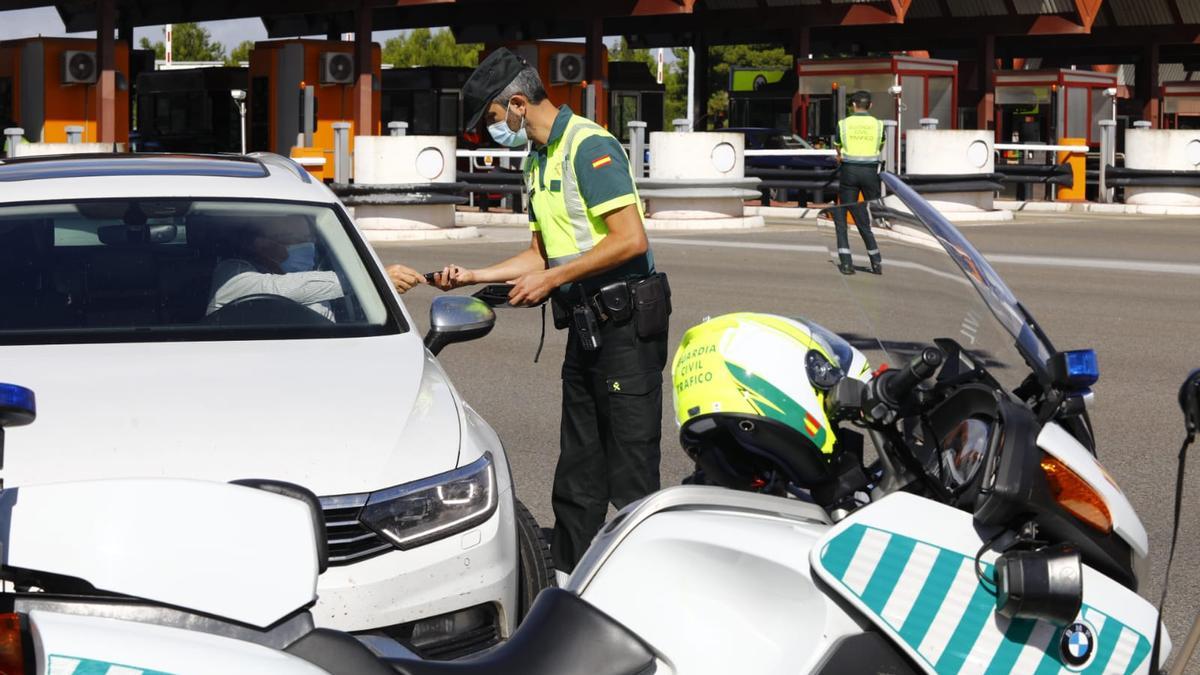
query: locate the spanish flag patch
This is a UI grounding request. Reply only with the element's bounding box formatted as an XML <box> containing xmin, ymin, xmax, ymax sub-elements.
<box><xmin>591</xmin><ymin>154</ymin><xmax>613</xmax><ymax>169</ymax></box>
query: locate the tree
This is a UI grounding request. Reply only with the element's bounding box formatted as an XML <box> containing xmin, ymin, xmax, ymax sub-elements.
<box><xmin>661</xmin><ymin>43</ymin><xmax>793</xmax><ymax>129</ymax></box>
<box><xmin>227</xmin><ymin>40</ymin><xmax>254</xmax><ymax>67</ymax></box>
<box><xmin>382</xmin><ymin>28</ymin><xmax>481</xmax><ymax>68</ymax></box>
<box><xmin>139</xmin><ymin>23</ymin><xmax>226</xmax><ymax>62</ymax></box>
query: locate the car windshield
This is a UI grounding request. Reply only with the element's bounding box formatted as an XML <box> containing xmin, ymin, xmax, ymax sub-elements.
<box><xmin>0</xmin><ymin>198</ymin><xmax>403</xmax><ymax>344</ymax></box>
<box><xmin>809</xmin><ymin>175</ymin><xmax>1053</xmax><ymax>391</ymax></box>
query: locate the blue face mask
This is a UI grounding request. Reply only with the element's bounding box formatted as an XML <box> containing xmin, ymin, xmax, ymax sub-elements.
<box><xmin>487</xmin><ymin>103</ymin><xmax>528</xmax><ymax>148</ymax></box>
<box><xmin>280</xmin><ymin>242</ymin><xmax>317</xmax><ymax>273</ymax></box>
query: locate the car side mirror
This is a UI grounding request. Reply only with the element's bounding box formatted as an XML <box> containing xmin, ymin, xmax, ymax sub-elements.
<box><xmin>424</xmin><ymin>296</ymin><xmax>496</xmax><ymax>356</ymax></box>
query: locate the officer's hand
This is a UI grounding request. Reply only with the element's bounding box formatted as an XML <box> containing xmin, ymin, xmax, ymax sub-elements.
<box><xmin>433</xmin><ymin>265</ymin><xmax>475</xmax><ymax>291</ymax></box>
<box><xmin>386</xmin><ymin>264</ymin><xmax>425</xmax><ymax>294</ymax></box>
<box><xmin>507</xmin><ymin>270</ymin><xmax>556</xmax><ymax>307</ymax></box>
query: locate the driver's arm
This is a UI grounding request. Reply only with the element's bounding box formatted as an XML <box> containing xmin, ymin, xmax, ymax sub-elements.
<box><xmin>208</xmin><ymin>260</ymin><xmax>345</xmax><ymax>313</ymax></box>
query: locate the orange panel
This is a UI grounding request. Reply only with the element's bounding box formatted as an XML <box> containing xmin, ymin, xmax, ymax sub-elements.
<box><xmin>0</xmin><ymin>37</ymin><xmax>129</xmax><ymax>144</ymax></box>
<box><xmin>1056</xmin><ymin>137</ymin><xmax>1087</xmax><ymax>202</ymax></box>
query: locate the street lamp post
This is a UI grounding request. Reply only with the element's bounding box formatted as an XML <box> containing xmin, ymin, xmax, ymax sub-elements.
<box><xmin>231</xmin><ymin>89</ymin><xmax>247</xmax><ymax>155</ymax></box>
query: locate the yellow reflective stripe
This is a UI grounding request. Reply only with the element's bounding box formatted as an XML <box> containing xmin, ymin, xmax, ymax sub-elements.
<box><xmin>587</xmin><ymin>193</ymin><xmax>637</xmax><ymax>219</ymax></box>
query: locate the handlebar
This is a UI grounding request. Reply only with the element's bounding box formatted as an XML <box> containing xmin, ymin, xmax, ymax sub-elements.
<box><xmin>883</xmin><ymin>347</ymin><xmax>945</xmax><ymax>405</ymax></box>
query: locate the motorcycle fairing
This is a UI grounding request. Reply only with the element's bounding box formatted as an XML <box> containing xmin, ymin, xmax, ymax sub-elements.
<box><xmin>811</xmin><ymin>492</ymin><xmax>1156</xmax><ymax>675</ymax></box>
<box><xmin>48</xmin><ymin>654</ymin><xmax>173</xmax><ymax>675</ymax></box>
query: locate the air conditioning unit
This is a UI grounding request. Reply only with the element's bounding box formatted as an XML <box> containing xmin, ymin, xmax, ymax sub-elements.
<box><xmin>550</xmin><ymin>53</ymin><xmax>585</xmax><ymax>84</ymax></box>
<box><xmin>320</xmin><ymin>52</ymin><xmax>355</xmax><ymax>84</ymax></box>
<box><xmin>62</xmin><ymin>50</ymin><xmax>98</xmax><ymax>84</ymax></box>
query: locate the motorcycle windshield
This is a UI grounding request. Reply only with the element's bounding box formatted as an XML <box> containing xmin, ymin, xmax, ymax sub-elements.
<box><xmin>813</xmin><ymin>173</ymin><xmax>1054</xmax><ymax>391</ymax></box>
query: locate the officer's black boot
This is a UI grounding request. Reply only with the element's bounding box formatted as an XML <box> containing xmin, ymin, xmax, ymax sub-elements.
<box><xmin>838</xmin><ymin>255</ymin><xmax>855</xmax><ymax>275</ymax></box>
<box><xmin>870</xmin><ymin>254</ymin><xmax>882</xmax><ymax>275</ymax></box>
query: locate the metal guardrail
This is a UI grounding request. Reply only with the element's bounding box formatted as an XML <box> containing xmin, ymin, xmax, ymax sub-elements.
<box><xmin>1103</xmin><ymin>166</ymin><xmax>1200</xmax><ymax>187</ymax></box>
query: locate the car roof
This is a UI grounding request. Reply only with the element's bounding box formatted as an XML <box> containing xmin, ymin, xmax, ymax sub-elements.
<box><xmin>0</xmin><ymin>153</ymin><xmax>337</xmax><ymax>205</ymax></box>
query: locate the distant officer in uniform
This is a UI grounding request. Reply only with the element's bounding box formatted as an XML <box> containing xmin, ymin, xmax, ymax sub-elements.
<box><xmin>434</xmin><ymin>49</ymin><xmax>670</xmax><ymax>577</ymax></box>
<box><xmin>832</xmin><ymin>90</ymin><xmax>885</xmax><ymax>275</ymax></box>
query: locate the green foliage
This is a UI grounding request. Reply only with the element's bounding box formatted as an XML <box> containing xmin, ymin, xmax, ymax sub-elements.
<box><xmin>382</xmin><ymin>28</ymin><xmax>481</xmax><ymax>68</ymax></box>
<box><xmin>661</xmin><ymin>43</ymin><xmax>793</xmax><ymax>129</ymax></box>
<box><xmin>139</xmin><ymin>23</ymin><xmax>226</xmax><ymax>62</ymax></box>
<box><xmin>610</xmin><ymin>38</ymin><xmax>679</xmax><ymax>128</ymax></box>
<box><xmin>227</xmin><ymin>40</ymin><xmax>254</xmax><ymax>67</ymax></box>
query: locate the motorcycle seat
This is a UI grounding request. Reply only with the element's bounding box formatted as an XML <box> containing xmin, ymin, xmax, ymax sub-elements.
<box><xmin>285</xmin><ymin>588</ymin><xmax>657</xmax><ymax>675</ymax></box>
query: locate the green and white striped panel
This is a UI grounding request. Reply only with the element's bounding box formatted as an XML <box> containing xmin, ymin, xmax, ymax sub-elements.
<box><xmin>817</xmin><ymin>524</ymin><xmax>1151</xmax><ymax>675</ymax></box>
<box><xmin>48</xmin><ymin>654</ymin><xmax>173</xmax><ymax>675</ymax></box>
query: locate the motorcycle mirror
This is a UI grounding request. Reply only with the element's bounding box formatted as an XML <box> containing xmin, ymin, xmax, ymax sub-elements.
<box><xmin>1179</xmin><ymin>368</ymin><xmax>1200</xmax><ymax>436</ymax></box>
<box><xmin>993</xmin><ymin>544</ymin><xmax>1082</xmax><ymax>627</ymax></box>
<box><xmin>424</xmin><ymin>296</ymin><xmax>496</xmax><ymax>356</ymax></box>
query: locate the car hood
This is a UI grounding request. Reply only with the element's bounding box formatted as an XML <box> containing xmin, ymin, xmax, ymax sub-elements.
<box><xmin>0</xmin><ymin>333</ymin><xmax>465</xmax><ymax>496</ymax></box>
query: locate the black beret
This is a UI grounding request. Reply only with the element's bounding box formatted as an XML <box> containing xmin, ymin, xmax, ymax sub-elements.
<box><xmin>463</xmin><ymin>47</ymin><xmax>528</xmax><ymax>131</ymax></box>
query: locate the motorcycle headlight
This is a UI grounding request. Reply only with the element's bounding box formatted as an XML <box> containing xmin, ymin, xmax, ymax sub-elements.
<box><xmin>361</xmin><ymin>454</ymin><xmax>497</xmax><ymax>550</ymax></box>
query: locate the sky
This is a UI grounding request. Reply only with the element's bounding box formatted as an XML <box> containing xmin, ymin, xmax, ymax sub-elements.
<box><xmin>0</xmin><ymin>7</ymin><xmax>614</xmax><ymax>52</ymax></box>
<box><xmin>0</xmin><ymin>7</ymin><xmax>412</xmax><ymax>49</ymax></box>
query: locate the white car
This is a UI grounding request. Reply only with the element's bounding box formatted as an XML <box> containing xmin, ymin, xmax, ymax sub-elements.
<box><xmin>0</xmin><ymin>152</ymin><xmax>551</xmax><ymax>659</ymax></box>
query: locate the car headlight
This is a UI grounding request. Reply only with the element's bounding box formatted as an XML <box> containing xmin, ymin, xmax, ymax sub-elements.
<box><xmin>360</xmin><ymin>454</ymin><xmax>497</xmax><ymax>550</ymax></box>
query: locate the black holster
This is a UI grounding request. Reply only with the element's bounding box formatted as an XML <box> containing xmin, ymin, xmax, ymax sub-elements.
<box><xmin>630</xmin><ymin>273</ymin><xmax>671</xmax><ymax>338</ymax></box>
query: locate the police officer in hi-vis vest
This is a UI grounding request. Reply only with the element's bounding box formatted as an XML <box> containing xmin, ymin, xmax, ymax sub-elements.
<box><xmin>832</xmin><ymin>90</ymin><xmax>885</xmax><ymax>275</ymax></box>
<box><xmin>434</xmin><ymin>49</ymin><xmax>670</xmax><ymax>579</ymax></box>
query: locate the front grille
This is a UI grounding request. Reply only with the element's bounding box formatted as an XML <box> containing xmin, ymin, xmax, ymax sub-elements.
<box><xmin>319</xmin><ymin>494</ymin><xmax>392</xmax><ymax>566</ymax></box>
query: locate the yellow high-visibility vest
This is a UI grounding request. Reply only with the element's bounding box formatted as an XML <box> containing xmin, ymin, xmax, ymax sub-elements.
<box><xmin>837</xmin><ymin>113</ymin><xmax>885</xmax><ymax>164</ymax></box>
<box><xmin>524</xmin><ymin>114</ymin><xmax>645</xmax><ymax>265</ymax></box>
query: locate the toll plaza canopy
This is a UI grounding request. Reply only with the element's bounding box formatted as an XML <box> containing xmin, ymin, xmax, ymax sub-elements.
<box><xmin>0</xmin><ymin>0</ymin><xmax>1197</xmax><ymax>139</ymax></box>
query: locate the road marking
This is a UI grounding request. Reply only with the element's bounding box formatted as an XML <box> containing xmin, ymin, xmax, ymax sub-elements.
<box><xmin>987</xmin><ymin>253</ymin><xmax>1200</xmax><ymax>277</ymax></box>
<box><xmin>651</xmin><ymin>237</ymin><xmax>1200</xmax><ymax>277</ymax></box>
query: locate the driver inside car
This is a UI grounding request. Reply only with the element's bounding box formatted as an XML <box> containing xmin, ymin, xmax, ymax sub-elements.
<box><xmin>206</xmin><ymin>219</ymin><xmax>425</xmax><ymax>320</ymax></box>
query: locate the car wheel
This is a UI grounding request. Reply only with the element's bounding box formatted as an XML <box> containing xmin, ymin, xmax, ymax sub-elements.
<box><xmin>514</xmin><ymin>497</ymin><xmax>554</xmax><ymax>621</ymax></box>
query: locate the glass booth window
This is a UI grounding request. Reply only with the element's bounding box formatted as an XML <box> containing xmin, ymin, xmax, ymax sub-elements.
<box><xmin>901</xmin><ymin>75</ymin><xmax>925</xmax><ymax>134</ymax></box>
<box><xmin>1066</xmin><ymin>87</ymin><xmax>1088</xmax><ymax>139</ymax></box>
<box><xmin>929</xmin><ymin>77</ymin><xmax>953</xmax><ymax>128</ymax></box>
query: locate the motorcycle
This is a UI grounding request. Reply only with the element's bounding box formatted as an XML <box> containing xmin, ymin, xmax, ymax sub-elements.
<box><xmin>0</xmin><ymin>175</ymin><xmax>1194</xmax><ymax>675</ymax></box>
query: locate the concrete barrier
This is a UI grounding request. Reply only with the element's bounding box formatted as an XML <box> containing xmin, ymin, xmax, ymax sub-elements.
<box><xmin>1123</xmin><ymin>129</ymin><xmax>1200</xmax><ymax>207</ymax></box>
<box><xmin>350</xmin><ymin>136</ymin><xmax>476</xmax><ymax>241</ymax></box>
<box><xmin>899</xmin><ymin>129</ymin><xmax>1012</xmax><ymax>222</ymax></box>
<box><xmin>645</xmin><ymin>131</ymin><xmax>764</xmax><ymax>230</ymax></box>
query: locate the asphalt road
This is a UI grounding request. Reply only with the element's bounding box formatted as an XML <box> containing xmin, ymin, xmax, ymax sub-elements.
<box><xmin>376</xmin><ymin>210</ymin><xmax>1200</xmax><ymax>659</ymax></box>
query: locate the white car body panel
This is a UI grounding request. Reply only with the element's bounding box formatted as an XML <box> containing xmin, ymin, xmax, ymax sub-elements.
<box><xmin>3</xmin><ymin>479</ymin><xmax>318</xmax><ymax>628</ymax></box>
<box><xmin>30</xmin><ymin>610</ymin><xmax>329</xmax><ymax>675</ymax></box>
<box><xmin>0</xmin><ymin>336</ymin><xmax>457</xmax><ymax>496</ymax></box>
<box><xmin>1037</xmin><ymin>422</ymin><xmax>1149</xmax><ymax>558</ymax></box>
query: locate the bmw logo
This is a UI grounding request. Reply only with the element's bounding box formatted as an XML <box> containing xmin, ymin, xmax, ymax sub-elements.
<box><xmin>1061</xmin><ymin>622</ymin><xmax>1096</xmax><ymax>667</ymax></box>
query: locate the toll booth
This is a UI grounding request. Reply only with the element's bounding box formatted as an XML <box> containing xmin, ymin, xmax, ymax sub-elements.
<box><xmin>796</xmin><ymin>56</ymin><xmax>958</xmax><ymax>143</ymax></box>
<box><xmin>608</xmin><ymin>61</ymin><xmax>664</xmax><ymax>142</ymax></box>
<box><xmin>1161</xmin><ymin>81</ymin><xmax>1200</xmax><ymax>129</ymax></box>
<box><xmin>0</xmin><ymin>37</ymin><xmax>131</xmax><ymax>143</ymax></box>
<box><xmin>380</xmin><ymin>66</ymin><xmax>471</xmax><ymax>136</ymax></box>
<box><xmin>499</xmin><ymin>41</ymin><xmax>609</xmax><ymax>128</ymax></box>
<box><xmin>727</xmin><ymin>67</ymin><xmax>795</xmax><ymax>132</ymax></box>
<box><xmin>135</xmin><ymin>67</ymin><xmax>248</xmax><ymax>153</ymax></box>
<box><xmin>248</xmin><ymin>39</ymin><xmax>381</xmax><ymax>157</ymax></box>
<box><xmin>994</xmin><ymin>69</ymin><xmax>1118</xmax><ymax>147</ymax></box>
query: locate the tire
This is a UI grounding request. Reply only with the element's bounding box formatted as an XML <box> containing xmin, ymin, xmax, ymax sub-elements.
<box><xmin>514</xmin><ymin>497</ymin><xmax>555</xmax><ymax>622</ymax></box>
